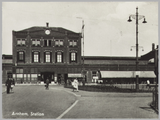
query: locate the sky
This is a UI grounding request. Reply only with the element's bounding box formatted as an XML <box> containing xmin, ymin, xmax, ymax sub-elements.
<box><xmin>2</xmin><ymin>2</ymin><xmax>158</xmax><ymax>57</ymax></box>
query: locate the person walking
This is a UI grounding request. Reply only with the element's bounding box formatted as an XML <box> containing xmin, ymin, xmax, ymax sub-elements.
<box><xmin>45</xmin><ymin>78</ymin><xmax>50</xmax><ymax>90</ymax></box>
<box><xmin>5</xmin><ymin>77</ymin><xmax>12</xmax><ymax>94</ymax></box>
<box><xmin>72</xmin><ymin>78</ymin><xmax>79</xmax><ymax>92</ymax></box>
<box><xmin>146</xmin><ymin>80</ymin><xmax>150</xmax><ymax>88</ymax></box>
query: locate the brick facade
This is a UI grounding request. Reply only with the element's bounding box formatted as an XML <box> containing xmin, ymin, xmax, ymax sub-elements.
<box><xmin>12</xmin><ymin>24</ymin><xmax>82</xmax><ymax>84</ymax></box>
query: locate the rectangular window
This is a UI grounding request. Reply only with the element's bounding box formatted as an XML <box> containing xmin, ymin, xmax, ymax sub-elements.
<box><xmin>69</xmin><ymin>41</ymin><xmax>73</xmax><ymax>46</ymax></box>
<box><xmin>71</xmin><ymin>53</ymin><xmax>76</xmax><ymax>61</ymax></box>
<box><xmin>69</xmin><ymin>40</ymin><xmax>77</xmax><ymax>47</ymax></box>
<box><xmin>17</xmin><ymin>39</ymin><xmax>26</xmax><ymax>46</ymax></box>
<box><xmin>17</xmin><ymin>51</ymin><xmax>25</xmax><ymax>62</ymax></box>
<box><xmin>19</xmin><ymin>52</ymin><xmax>24</xmax><ymax>60</ymax></box>
<box><xmin>46</xmin><ymin>52</ymin><xmax>50</xmax><ymax>62</ymax></box>
<box><xmin>31</xmin><ymin>74</ymin><xmax>37</xmax><ymax>81</ymax></box>
<box><xmin>44</xmin><ymin>39</ymin><xmax>51</xmax><ymax>47</ymax></box>
<box><xmin>16</xmin><ymin>69</ymin><xmax>19</xmax><ymax>73</ymax></box>
<box><xmin>34</xmin><ymin>52</ymin><xmax>39</xmax><ymax>62</ymax></box>
<box><xmin>60</xmin><ymin>40</ymin><xmax>63</xmax><ymax>46</ymax></box>
<box><xmin>32</xmin><ymin>39</ymin><xmax>40</xmax><ymax>46</ymax></box>
<box><xmin>55</xmin><ymin>40</ymin><xmax>59</xmax><ymax>46</ymax></box>
<box><xmin>22</xmin><ymin>39</ymin><xmax>25</xmax><ymax>45</ymax></box>
<box><xmin>73</xmin><ymin>41</ymin><xmax>77</xmax><ymax>46</ymax></box>
<box><xmin>17</xmin><ymin>39</ymin><xmax>21</xmax><ymax>45</ymax></box>
<box><xmin>55</xmin><ymin>39</ymin><xmax>63</xmax><ymax>47</ymax></box>
<box><xmin>17</xmin><ymin>74</ymin><xmax>23</xmax><ymax>83</ymax></box>
<box><xmin>57</xmin><ymin>52</ymin><xmax>62</xmax><ymax>62</ymax></box>
<box><xmin>70</xmin><ymin>52</ymin><xmax>77</xmax><ymax>63</ymax></box>
<box><xmin>16</xmin><ymin>68</ymin><xmax>23</xmax><ymax>73</ymax></box>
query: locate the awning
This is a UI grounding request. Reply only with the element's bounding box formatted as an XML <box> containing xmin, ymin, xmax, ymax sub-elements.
<box><xmin>68</xmin><ymin>73</ymin><xmax>82</xmax><ymax>78</ymax></box>
<box><xmin>100</xmin><ymin>71</ymin><xmax>156</xmax><ymax>78</ymax></box>
<box><xmin>138</xmin><ymin>71</ymin><xmax>156</xmax><ymax>78</ymax></box>
<box><xmin>100</xmin><ymin>71</ymin><xmax>134</xmax><ymax>78</ymax></box>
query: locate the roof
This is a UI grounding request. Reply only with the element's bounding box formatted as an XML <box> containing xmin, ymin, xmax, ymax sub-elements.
<box><xmin>140</xmin><ymin>49</ymin><xmax>158</xmax><ymax>60</ymax></box>
<box><xmin>84</xmin><ymin>59</ymin><xmax>148</xmax><ymax>65</ymax></box>
<box><xmin>82</xmin><ymin>56</ymin><xmax>137</xmax><ymax>60</ymax></box>
<box><xmin>14</xmin><ymin>26</ymin><xmax>80</xmax><ymax>35</ymax></box>
<box><xmin>2</xmin><ymin>54</ymin><xmax>12</xmax><ymax>59</ymax></box>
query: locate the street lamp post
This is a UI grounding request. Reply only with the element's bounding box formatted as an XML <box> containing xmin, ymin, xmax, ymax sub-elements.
<box><xmin>128</xmin><ymin>7</ymin><xmax>147</xmax><ymax>91</ymax></box>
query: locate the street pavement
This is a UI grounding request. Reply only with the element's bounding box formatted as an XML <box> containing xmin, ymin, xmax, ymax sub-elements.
<box><xmin>2</xmin><ymin>84</ymin><xmax>159</xmax><ymax>119</ymax></box>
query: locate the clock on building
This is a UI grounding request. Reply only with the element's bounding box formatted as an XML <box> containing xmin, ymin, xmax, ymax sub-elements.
<box><xmin>45</xmin><ymin>30</ymin><xmax>50</xmax><ymax>35</ymax></box>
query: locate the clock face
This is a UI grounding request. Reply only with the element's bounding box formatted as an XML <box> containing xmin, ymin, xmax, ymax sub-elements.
<box><xmin>45</xmin><ymin>30</ymin><xmax>50</xmax><ymax>35</ymax></box>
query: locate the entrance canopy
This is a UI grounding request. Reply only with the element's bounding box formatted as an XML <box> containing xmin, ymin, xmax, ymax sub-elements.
<box><xmin>68</xmin><ymin>73</ymin><xmax>82</xmax><ymax>78</ymax></box>
<box><xmin>100</xmin><ymin>71</ymin><xmax>156</xmax><ymax>78</ymax></box>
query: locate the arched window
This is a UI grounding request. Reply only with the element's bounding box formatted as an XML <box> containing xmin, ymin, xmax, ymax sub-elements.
<box><xmin>44</xmin><ymin>51</ymin><xmax>52</xmax><ymax>63</ymax></box>
<box><xmin>17</xmin><ymin>51</ymin><xmax>25</xmax><ymax>62</ymax></box>
<box><xmin>32</xmin><ymin>51</ymin><xmax>40</xmax><ymax>63</ymax></box>
<box><xmin>70</xmin><ymin>51</ymin><xmax>77</xmax><ymax>63</ymax></box>
<box><xmin>55</xmin><ymin>51</ymin><xmax>63</xmax><ymax>63</ymax></box>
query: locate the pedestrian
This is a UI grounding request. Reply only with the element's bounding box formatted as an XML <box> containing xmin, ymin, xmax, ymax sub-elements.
<box><xmin>58</xmin><ymin>76</ymin><xmax>61</xmax><ymax>85</ymax></box>
<box><xmin>146</xmin><ymin>79</ymin><xmax>150</xmax><ymax>89</ymax></box>
<box><xmin>5</xmin><ymin>77</ymin><xmax>12</xmax><ymax>94</ymax></box>
<box><xmin>45</xmin><ymin>78</ymin><xmax>50</xmax><ymax>90</ymax></box>
<box><xmin>72</xmin><ymin>78</ymin><xmax>79</xmax><ymax>92</ymax></box>
<box><xmin>10</xmin><ymin>78</ymin><xmax>15</xmax><ymax>92</ymax></box>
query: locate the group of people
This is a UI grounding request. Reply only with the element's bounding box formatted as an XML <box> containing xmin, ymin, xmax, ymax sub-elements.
<box><xmin>5</xmin><ymin>77</ymin><xmax>15</xmax><ymax>94</ymax></box>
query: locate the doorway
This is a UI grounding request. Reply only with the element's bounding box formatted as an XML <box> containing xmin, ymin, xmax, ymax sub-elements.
<box><xmin>41</xmin><ymin>72</ymin><xmax>54</xmax><ymax>83</ymax></box>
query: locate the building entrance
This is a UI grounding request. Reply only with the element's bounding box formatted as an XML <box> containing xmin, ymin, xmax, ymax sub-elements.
<box><xmin>41</xmin><ymin>72</ymin><xmax>54</xmax><ymax>83</ymax></box>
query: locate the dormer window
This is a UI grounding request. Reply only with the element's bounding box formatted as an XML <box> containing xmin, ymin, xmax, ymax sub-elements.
<box><xmin>55</xmin><ymin>39</ymin><xmax>63</xmax><ymax>47</ymax></box>
<box><xmin>17</xmin><ymin>39</ymin><xmax>26</xmax><ymax>46</ymax></box>
<box><xmin>32</xmin><ymin>39</ymin><xmax>40</xmax><ymax>46</ymax></box>
<box><xmin>69</xmin><ymin>40</ymin><xmax>77</xmax><ymax>47</ymax></box>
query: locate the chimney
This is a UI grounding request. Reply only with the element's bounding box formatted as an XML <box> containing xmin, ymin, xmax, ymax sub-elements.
<box><xmin>46</xmin><ymin>22</ymin><xmax>49</xmax><ymax>27</ymax></box>
<box><xmin>152</xmin><ymin>43</ymin><xmax>155</xmax><ymax>51</ymax></box>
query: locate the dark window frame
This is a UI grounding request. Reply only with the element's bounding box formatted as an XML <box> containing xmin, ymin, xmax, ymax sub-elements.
<box><xmin>17</xmin><ymin>51</ymin><xmax>25</xmax><ymax>63</ymax></box>
<box><xmin>44</xmin><ymin>39</ymin><xmax>52</xmax><ymax>47</ymax></box>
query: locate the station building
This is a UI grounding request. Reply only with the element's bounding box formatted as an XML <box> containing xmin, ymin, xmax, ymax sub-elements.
<box><xmin>2</xmin><ymin>23</ymin><xmax>158</xmax><ymax>84</ymax></box>
<box><xmin>12</xmin><ymin>23</ymin><xmax>82</xmax><ymax>84</ymax></box>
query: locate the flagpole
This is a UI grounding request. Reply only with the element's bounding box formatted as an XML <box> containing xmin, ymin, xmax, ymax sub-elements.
<box><xmin>77</xmin><ymin>17</ymin><xmax>85</xmax><ymax>86</ymax></box>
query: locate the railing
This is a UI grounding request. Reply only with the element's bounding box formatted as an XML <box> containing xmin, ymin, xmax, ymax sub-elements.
<box><xmin>65</xmin><ymin>82</ymin><xmax>157</xmax><ymax>93</ymax></box>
